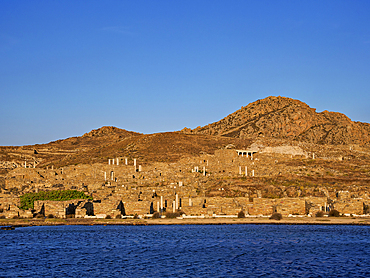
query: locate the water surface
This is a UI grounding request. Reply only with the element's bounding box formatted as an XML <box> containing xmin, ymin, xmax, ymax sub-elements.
<box><xmin>1</xmin><ymin>224</ymin><xmax>370</xmax><ymax>277</ymax></box>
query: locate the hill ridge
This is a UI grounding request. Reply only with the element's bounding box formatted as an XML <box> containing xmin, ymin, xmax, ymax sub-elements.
<box><xmin>187</xmin><ymin>96</ymin><xmax>370</xmax><ymax>145</ymax></box>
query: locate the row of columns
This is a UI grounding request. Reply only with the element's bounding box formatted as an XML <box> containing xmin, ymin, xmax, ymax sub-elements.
<box><xmin>108</xmin><ymin>158</ymin><xmax>120</xmax><ymax>165</ymax></box>
<box><xmin>108</xmin><ymin>158</ymin><xmax>137</xmax><ymax>166</ymax></box>
<box><xmin>238</xmin><ymin>166</ymin><xmax>254</xmax><ymax>177</ymax></box>
<box><xmin>156</xmin><ymin>194</ymin><xmax>188</xmax><ymax>214</ymax></box>
<box><xmin>23</xmin><ymin>161</ymin><xmax>38</xmax><ymax>168</ymax></box>
<box><xmin>321</xmin><ymin>202</ymin><xmax>331</xmax><ymax>212</ymax></box>
<box><xmin>237</xmin><ymin>152</ymin><xmax>254</xmax><ymax>160</ymax></box>
<box><xmin>192</xmin><ymin>166</ymin><xmax>207</xmax><ymax>176</ymax></box>
<box><xmin>104</xmin><ymin>171</ymin><xmax>115</xmax><ymax>181</ymax></box>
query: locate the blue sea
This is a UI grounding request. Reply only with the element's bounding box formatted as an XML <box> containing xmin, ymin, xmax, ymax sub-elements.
<box><xmin>1</xmin><ymin>224</ymin><xmax>370</xmax><ymax>277</ymax></box>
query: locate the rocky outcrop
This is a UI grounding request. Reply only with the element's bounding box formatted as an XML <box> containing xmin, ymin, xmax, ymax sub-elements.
<box><xmin>189</xmin><ymin>96</ymin><xmax>370</xmax><ymax>145</ymax></box>
<box><xmin>82</xmin><ymin>126</ymin><xmax>140</xmax><ymax>138</ymax></box>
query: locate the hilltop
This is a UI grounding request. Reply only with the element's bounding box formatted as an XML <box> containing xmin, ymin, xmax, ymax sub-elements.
<box><xmin>188</xmin><ymin>96</ymin><xmax>370</xmax><ymax>145</ymax></box>
<box><xmin>1</xmin><ymin>96</ymin><xmax>370</xmax><ymax>172</ymax></box>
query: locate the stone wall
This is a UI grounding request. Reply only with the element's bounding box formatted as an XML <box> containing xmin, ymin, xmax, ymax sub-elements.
<box><xmin>249</xmin><ymin>198</ymin><xmax>275</xmax><ymax>215</ymax></box>
<box><xmin>333</xmin><ymin>198</ymin><xmax>364</xmax><ymax>215</ymax></box>
<box><xmin>275</xmin><ymin>198</ymin><xmax>306</xmax><ymax>216</ymax></box>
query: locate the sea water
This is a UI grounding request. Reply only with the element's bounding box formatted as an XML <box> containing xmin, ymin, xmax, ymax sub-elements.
<box><xmin>1</xmin><ymin>224</ymin><xmax>370</xmax><ymax>277</ymax></box>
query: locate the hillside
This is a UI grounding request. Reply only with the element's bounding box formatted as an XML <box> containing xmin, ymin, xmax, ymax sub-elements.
<box><xmin>1</xmin><ymin>96</ymin><xmax>370</xmax><ymax>217</ymax></box>
<box><xmin>1</xmin><ymin>96</ymin><xmax>370</xmax><ymax>173</ymax></box>
<box><xmin>189</xmin><ymin>96</ymin><xmax>370</xmax><ymax>145</ymax></box>
<box><xmin>0</xmin><ymin>127</ymin><xmax>250</xmax><ymax>171</ymax></box>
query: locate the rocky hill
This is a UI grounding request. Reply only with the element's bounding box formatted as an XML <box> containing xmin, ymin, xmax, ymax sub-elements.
<box><xmin>0</xmin><ymin>127</ymin><xmax>250</xmax><ymax>171</ymax></box>
<box><xmin>1</xmin><ymin>96</ymin><xmax>370</xmax><ymax>173</ymax></box>
<box><xmin>188</xmin><ymin>96</ymin><xmax>370</xmax><ymax>145</ymax></box>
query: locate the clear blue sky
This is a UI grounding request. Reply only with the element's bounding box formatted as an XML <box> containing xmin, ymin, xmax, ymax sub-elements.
<box><xmin>1</xmin><ymin>0</ymin><xmax>369</xmax><ymax>146</ymax></box>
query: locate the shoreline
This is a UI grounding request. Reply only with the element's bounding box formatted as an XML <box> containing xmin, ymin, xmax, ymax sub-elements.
<box><xmin>2</xmin><ymin>216</ymin><xmax>370</xmax><ymax>228</ymax></box>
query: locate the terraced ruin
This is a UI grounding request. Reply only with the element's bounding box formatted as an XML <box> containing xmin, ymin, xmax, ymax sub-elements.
<box><xmin>1</xmin><ymin>96</ymin><xmax>370</xmax><ymax>219</ymax></box>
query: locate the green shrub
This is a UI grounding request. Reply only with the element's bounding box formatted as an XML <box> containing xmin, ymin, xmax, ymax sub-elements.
<box><xmin>133</xmin><ymin>214</ymin><xmax>139</xmax><ymax>219</ymax></box>
<box><xmin>19</xmin><ymin>190</ymin><xmax>91</xmax><ymax>210</ymax></box>
<box><xmin>238</xmin><ymin>210</ymin><xmax>245</xmax><ymax>218</ymax></box>
<box><xmin>115</xmin><ymin>214</ymin><xmax>121</xmax><ymax>219</ymax></box>
<box><xmin>328</xmin><ymin>209</ymin><xmax>340</xmax><ymax>217</ymax></box>
<box><xmin>315</xmin><ymin>211</ymin><xmax>325</xmax><ymax>217</ymax></box>
<box><xmin>105</xmin><ymin>215</ymin><xmax>112</xmax><ymax>219</ymax></box>
<box><xmin>269</xmin><ymin>212</ymin><xmax>283</xmax><ymax>220</ymax></box>
<box><xmin>0</xmin><ymin>215</ymin><xmax>5</xmax><ymax>219</ymax></box>
<box><xmin>152</xmin><ymin>212</ymin><xmax>160</xmax><ymax>219</ymax></box>
<box><xmin>47</xmin><ymin>214</ymin><xmax>54</xmax><ymax>218</ymax></box>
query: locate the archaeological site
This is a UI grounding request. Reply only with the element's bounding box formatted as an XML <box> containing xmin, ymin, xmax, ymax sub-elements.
<box><xmin>1</xmin><ymin>96</ymin><xmax>370</xmax><ymax>220</ymax></box>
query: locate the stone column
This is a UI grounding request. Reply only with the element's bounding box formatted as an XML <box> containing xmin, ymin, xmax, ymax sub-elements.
<box><xmin>189</xmin><ymin>198</ymin><xmax>192</xmax><ymax>206</ymax></box>
<box><xmin>203</xmin><ymin>166</ymin><xmax>206</xmax><ymax>176</ymax></box>
<box><xmin>134</xmin><ymin>159</ymin><xmax>136</xmax><ymax>167</ymax></box>
<box><xmin>51</xmin><ymin>165</ymin><xmax>53</xmax><ymax>170</ymax></box>
<box><xmin>313</xmin><ymin>153</ymin><xmax>315</xmax><ymax>160</ymax></box>
<box><xmin>175</xmin><ymin>194</ymin><xmax>179</xmax><ymax>210</ymax></box>
<box><xmin>33</xmin><ymin>162</ymin><xmax>36</xmax><ymax>168</ymax></box>
<box><xmin>179</xmin><ymin>181</ymin><xmax>183</xmax><ymax>187</ymax></box>
<box><xmin>125</xmin><ymin>158</ymin><xmax>128</xmax><ymax>165</ymax></box>
<box><xmin>173</xmin><ymin>201</ymin><xmax>176</xmax><ymax>213</ymax></box>
<box><xmin>157</xmin><ymin>202</ymin><xmax>160</xmax><ymax>213</ymax></box>
<box><xmin>251</xmin><ymin>153</ymin><xmax>253</xmax><ymax>160</ymax></box>
<box><xmin>117</xmin><ymin>158</ymin><xmax>119</xmax><ymax>165</ymax></box>
<box><xmin>245</xmin><ymin>166</ymin><xmax>248</xmax><ymax>177</ymax></box>
<box><xmin>104</xmin><ymin>172</ymin><xmax>106</xmax><ymax>181</ymax></box>
<box><xmin>239</xmin><ymin>166</ymin><xmax>242</xmax><ymax>175</ymax></box>
<box><xmin>111</xmin><ymin>171</ymin><xmax>114</xmax><ymax>180</ymax></box>
<box><xmin>108</xmin><ymin>159</ymin><xmax>111</xmax><ymax>165</ymax></box>
<box><xmin>112</xmin><ymin>159</ymin><xmax>115</xmax><ymax>165</ymax></box>
<box><xmin>160</xmin><ymin>196</ymin><xmax>163</xmax><ymax>211</ymax></box>
<box><xmin>138</xmin><ymin>165</ymin><xmax>142</xmax><ymax>172</ymax></box>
